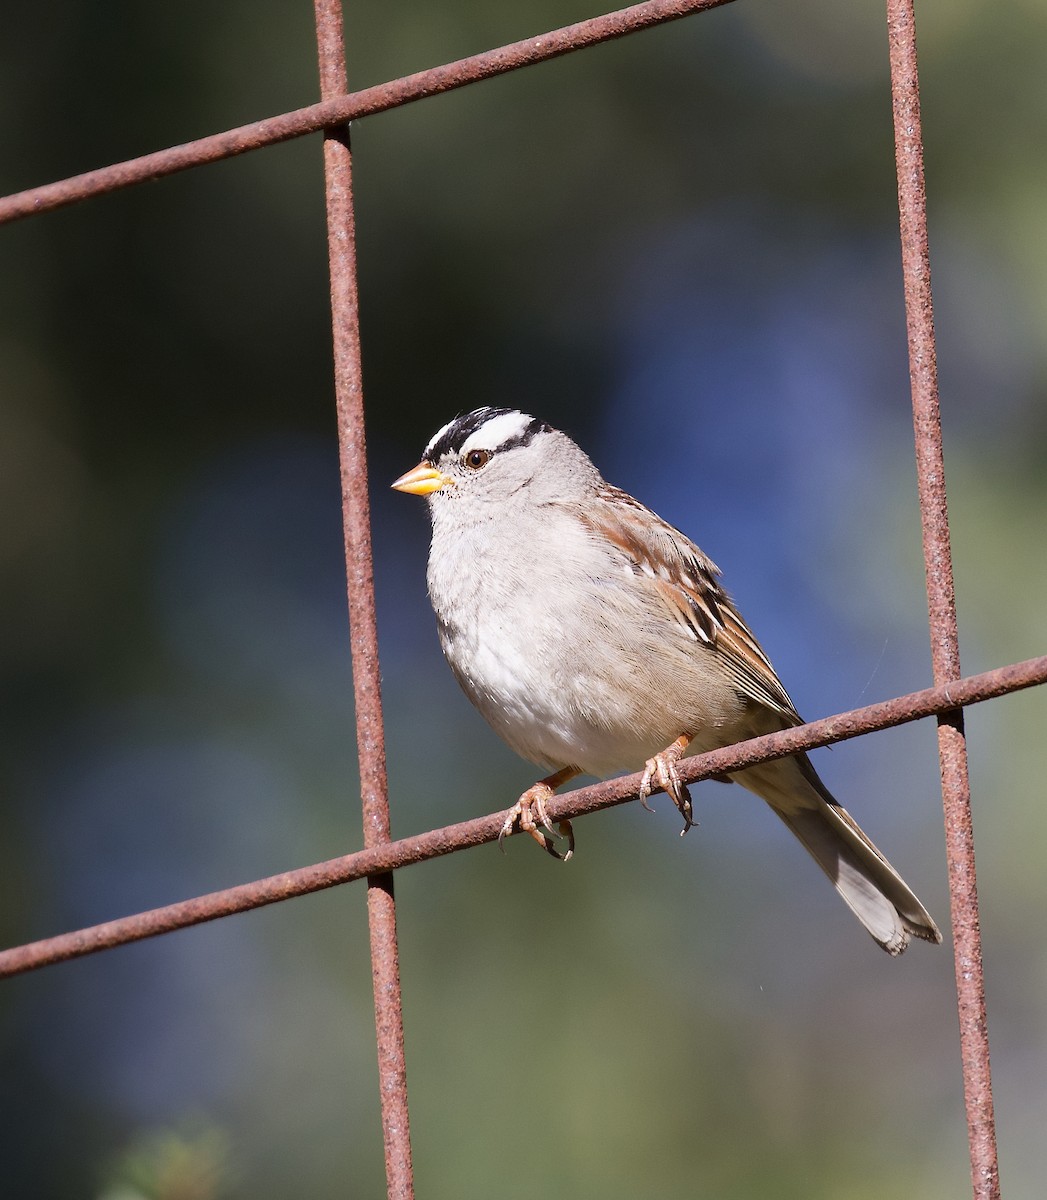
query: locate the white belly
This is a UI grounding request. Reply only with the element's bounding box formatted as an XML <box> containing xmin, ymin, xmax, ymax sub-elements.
<box><xmin>425</xmin><ymin>503</ymin><xmax>743</xmax><ymax>778</ymax></box>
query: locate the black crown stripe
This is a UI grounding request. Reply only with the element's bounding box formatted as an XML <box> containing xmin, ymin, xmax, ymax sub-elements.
<box><xmin>424</xmin><ymin>408</ymin><xmax>551</xmax><ymax>462</ymax></box>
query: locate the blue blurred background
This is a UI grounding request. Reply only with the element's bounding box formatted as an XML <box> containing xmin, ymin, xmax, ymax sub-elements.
<box><xmin>2</xmin><ymin>2</ymin><xmax>1045</xmax><ymax>1196</ymax></box>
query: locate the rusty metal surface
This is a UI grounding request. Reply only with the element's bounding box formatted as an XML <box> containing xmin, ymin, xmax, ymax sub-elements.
<box><xmin>0</xmin><ymin>6</ymin><xmax>1040</xmax><ymax>1192</ymax></box>
<box><xmin>2</xmin><ymin>655</ymin><xmax>1043</xmax><ymax>982</ymax></box>
<box><xmin>0</xmin><ymin>0</ymin><xmax>734</xmax><ymax>226</ymax></box>
<box><xmin>314</xmin><ymin>2</ymin><xmax>414</xmax><ymax>1196</ymax></box>
<box><xmin>886</xmin><ymin>2</ymin><xmax>1001</xmax><ymax>1197</ymax></box>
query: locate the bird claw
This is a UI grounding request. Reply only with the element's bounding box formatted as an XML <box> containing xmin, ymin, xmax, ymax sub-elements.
<box><xmin>499</xmin><ymin>783</ymin><xmax>575</xmax><ymax>861</ymax></box>
<box><xmin>639</xmin><ymin>737</ymin><xmax>695</xmax><ymax>835</ymax></box>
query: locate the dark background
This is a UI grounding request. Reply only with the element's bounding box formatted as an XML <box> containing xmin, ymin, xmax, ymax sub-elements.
<box><xmin>2</xmin><ymin>2</ymin><xmax>1045</xmax><ymax>1196</ymax></box>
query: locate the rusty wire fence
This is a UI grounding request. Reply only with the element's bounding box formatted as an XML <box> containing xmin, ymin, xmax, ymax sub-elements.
<box><xmin>1</xmin><ymin>2</ymin><xmax>1044</xmax><ymax>1197</ymax></box>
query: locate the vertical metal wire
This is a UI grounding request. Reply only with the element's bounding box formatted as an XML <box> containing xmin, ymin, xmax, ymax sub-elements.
<box><xmin>313</xmin><ymin>2</ymin><xmax>415</xmax><ymax>1196</ymax></box>
<box><xmin>886</xmin><ymin>3</ymin><xmax>1000</xmax><ymax>1197</ymax></box>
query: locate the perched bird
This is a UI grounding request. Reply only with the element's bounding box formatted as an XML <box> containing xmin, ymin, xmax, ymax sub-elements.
<box><xmin>393</xmin><ymin>407</ymin><xmax>941</xmax><ymax>955</ymax></box>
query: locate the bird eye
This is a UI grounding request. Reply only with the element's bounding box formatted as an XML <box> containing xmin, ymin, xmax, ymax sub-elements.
<box><xmin>463</xmin><ymin>449</ymin><xmax>490</xmax><ymax>470</ymax></box>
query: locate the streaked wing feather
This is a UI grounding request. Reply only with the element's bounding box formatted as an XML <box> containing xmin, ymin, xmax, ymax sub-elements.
<box><xmin>576</xmin><ymin>485</ymin><xmax>801</xmax><ymax>723</ymax></box>
<box><xmin>717</xmin><ymin>606</ymin><xmax>799</xmax><ymax>720</ymax></box>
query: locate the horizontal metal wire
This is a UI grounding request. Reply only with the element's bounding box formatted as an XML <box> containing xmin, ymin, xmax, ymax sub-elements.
<box><xmin>0</xmin><ymin>0</ymin><xmax>733</xmax><ymax>226</ymax></box>
<box><xmin>1</xmin><ymin>653</ymin><xmax>1042</xmax><ymax>981</ymax></box>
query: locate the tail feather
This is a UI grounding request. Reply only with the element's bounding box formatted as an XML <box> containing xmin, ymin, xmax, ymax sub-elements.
<box><xmin>732</xmin><ymin>754</ymin><xmax>942</xmax><ymax>955</ymax></box>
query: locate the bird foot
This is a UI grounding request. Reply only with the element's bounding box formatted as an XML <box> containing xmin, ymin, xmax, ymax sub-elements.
<box><xmin>639</xmin><ymin>735</ymin><xmax>695</xmax><ymax>835</ymax></box>
<box><xmin>499</xmin><ymin>770</ymin><xmax>578</xmax><ymax>860</ymax></box>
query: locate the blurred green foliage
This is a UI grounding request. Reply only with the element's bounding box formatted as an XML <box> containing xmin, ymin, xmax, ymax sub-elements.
<box><xmin>98</xmin><ymin>1119</ymin><xmax>233</xmax><ymax>1200</ymax></box>
<box><xmin>1</xmin><ymin>2</ymin><xmax>1045</xmax><ymax>1197</ymax></box>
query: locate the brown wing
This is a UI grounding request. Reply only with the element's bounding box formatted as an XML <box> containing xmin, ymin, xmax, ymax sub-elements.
<box><xmin>576</xmin><ymin>485</ymin><xmax>802</xmax><ymax>724</ymax></box>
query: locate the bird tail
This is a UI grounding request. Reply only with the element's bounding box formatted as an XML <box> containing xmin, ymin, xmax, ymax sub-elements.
<box><xmin>732</xmin><ymin>754</ymin><xmax>942</xmax><ymax>955</ymax></box>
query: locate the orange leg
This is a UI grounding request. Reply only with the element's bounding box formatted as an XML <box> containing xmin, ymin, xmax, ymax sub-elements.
<box><xmin>639</xmin><ymin>735</ymin><xmax>695</xmax><ymax>834</ymax></box>
<box><xmin>499</xmin><ymin>766</ymin><xmax>579</xmax><ymax>861</ymax></box>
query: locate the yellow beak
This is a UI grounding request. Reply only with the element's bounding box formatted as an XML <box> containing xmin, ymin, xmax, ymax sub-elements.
<box><xmin>391</xmin><ymin>462</ymin><xmax>455</xmax><ymax>496</ymax></box>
